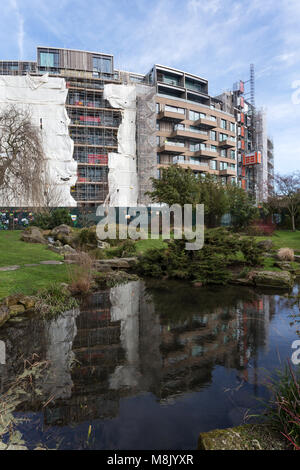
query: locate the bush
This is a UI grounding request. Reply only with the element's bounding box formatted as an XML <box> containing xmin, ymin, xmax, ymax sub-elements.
<box><xmin>277</xmin><ymin>248</ymin><xmax>295</xmax><ymax>262</ymax></box>
<box><xmin>68</xmin><ymin>252</ymin><xmax>94</xmax><ymax>295</ymax></box>
<box><xmin>240</xmin><ymin>237</ymin><xmax>264</xmax><ymax>266</ymax></box>
<box><xmin>267</xmin><ymin>362</ymin><xmax>300</xmax><ymax>450</ymax></box>
<box><xmin>33</xmin><ymin>209</ymin><xmax>73</xmax><ymax>230</ymax></box>
<box><xmin>106</xmin><ymin>239</ymin><xmax>137</xmax><ymax>258</ymax></box>
<box><xmin>76</xmin><ymin>227</ymin><xmax>98</xmax><ymax>249</ymax></box>
<box><xmin>35</xmin><ymin>283</ymin><xmax>78</xmax><ymax>317</ymax></box>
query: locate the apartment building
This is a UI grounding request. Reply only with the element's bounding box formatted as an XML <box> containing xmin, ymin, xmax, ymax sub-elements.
<box><xmin>144</xmin><ymin>65</ymin><xmax>237</xmax><ymax>184</ymax></box>
<box><xmin>2</xmin><ymin>47</ymin><xmax>279</xmax><ymax>208</ymax></box>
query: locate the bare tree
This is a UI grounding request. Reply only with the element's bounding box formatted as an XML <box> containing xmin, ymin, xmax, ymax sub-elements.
<box><xmin>273</xmin><ymin>172</ymin><xmax>300</xmax><ymax>231</ymax></box>
<box><xmin>43</xmin><ymin>179</ymin><xmax>65</xmax><ymax>209</ymax></box>
<box><xmin>0</xmin><ymin>105</ymin><xmax>45</xmax><ymax>206</ymax></box>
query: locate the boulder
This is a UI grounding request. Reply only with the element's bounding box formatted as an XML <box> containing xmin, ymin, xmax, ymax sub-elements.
<box><xmin>9</xmin><ymin>304</ymin><xmax>25</xmax><ymax>317</ymax></box>
<box><xmin>64</xmin><ymin>252</ymin><xmax>84</xmax><ymax>262</ymax></box>
<box><xmin>51</xmin><ymin>224</ymin><xmax>72</xmax><ymax>237</ymax></box>
<box><xmin>0</xmin><ymin>305</ymin><xmax>10</xmax><ymax>327</ymax></box>
<box><xmin>21</xmin><ymin>227</ymin><xmax>47</xmax><ymax>245</ymax></box>
<box><xmin>62</xmin><ymin>244</ymin><xmax>76</xmax><ymax>253</ymax></box>
<box><xmin>198</xmin><ymin>424</ymin><xmax>287</xmax><ymax>450</ymax></box>
<box><xmin>97</xmin><ymin>241</ymin><xmax>110</xmax><ymax>249</ymax></box>
<box><xmin>257</xmin><ymin>240</ymin><xmax>273</xmax><ymax>251</ymax></box>
<box><xmin>248</xmin><ymin>270</ymin><xmax>294</xmax><ymax>289</ymax></box>
<box><xmin>94</xmin><ymin>257</ymin><xmax>137</xmax><ymax>270</ymax></box>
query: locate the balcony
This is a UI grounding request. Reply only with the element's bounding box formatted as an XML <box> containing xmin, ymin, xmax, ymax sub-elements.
<box><xmin>193</xmin><ymin>117</ymin><xmax>217</xmax><ymax>129</ymax></box>
<box><xmin>219</xmin><ymin>138</ymin><xmax>236</xmax><ymax>149</ymax></box>
<box><xmin>193</xmin><ymin>148</ymin><xmax>218</xmax><ymax>159</ymax></box>
<box><xmin>158</xmin><ymin>142</ymin><xmax>186</xmax><ymax>154</ymax></box>
<box><xmin>219</xmin><ymin>168</ymin><xmax>236</xmax><ymax>176</ymax></box>
<box><xmin>171</xmin><ymin>128</ymin><xmax>207</xmax><ymax>141</ymax></box>
<box><xmin>157</xmin><ymin>110</ymin><xmax>185</xmax><ymax>122</ymax></box>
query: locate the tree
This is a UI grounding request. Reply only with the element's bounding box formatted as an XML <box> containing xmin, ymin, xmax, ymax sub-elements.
<box><xmin>274</xmin><ymin>172</ymin><xmax>300</xmax><ymax>231</ymax></box>
<box><xmin>146</xmin><ymin>165</ymin><xmax>200</xmax><ymax>207</ymax></box>
<box><xmin>146</xmin><ymin>166</ymin><xmax>229</xmax><ymax>227</ymax></box>
<box><xmin>227</xmin><ymin>183</ymin><xmax>259</xmax><ymax>230</ymax></box>
<box><xmin>0</xmin><ymin>105</ymin><xmax>45</xmax><ymax>206</ymax></box>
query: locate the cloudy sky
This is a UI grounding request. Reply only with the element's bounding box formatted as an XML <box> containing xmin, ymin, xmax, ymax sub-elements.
<box><xmin>1</xmin><ymin>0</ymin><xmax>299</xmax><ymax>173</ymax></box>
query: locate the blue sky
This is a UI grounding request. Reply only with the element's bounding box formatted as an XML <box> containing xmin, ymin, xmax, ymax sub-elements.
<box><xmin>1</xmin><ymin>0</ymin><xmax>300</xmax><ymax>173</ymax></box>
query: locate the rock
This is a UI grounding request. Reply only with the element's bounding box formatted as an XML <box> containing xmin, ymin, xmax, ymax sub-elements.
<box><xmin>274</xmin><ymin>261</ymin><xmax>292</xmax><ymax>271</ymax></box>
<box><xmin>257</xmin><ymin>240</ymin><xmax>273</xmax><ymax>251</ymax></box>
<box><xmin>62</xmin><ymin>244</ymin><xmax>76</xmax><ymax>253</ymax></box>
<box><xmin>198</xmin><ymin>424</ymin><xmax>287</xmax><ymax>450</ymax></box>
<box><xmin>94</xmin><ymin>258</ymin><xmax>130</xmax><ymax>270</ymax></box>
<box><xmin>51</xmin><ymin>224</ymin><xmax>72</xmax><ymax>236</ymax></box>
<box><xmin>39</xmin><ymin>260</ymin><xmax>63</xmax><ymax>265</ymax></box>
<box><xmin>54</xmin><ymin>240</ymin><xmax>63</xmax><ymax>247</ymax></box>
<box><xmin>9</xmin><ymin>304</ymin><xmax>25</xmax><ymax>317</ymax></box>
<box><xmin>0</xmin><ymin>265</ymin><xmax>20</xmax><ymax>272</ymax></box>
<box><xmin>21</xmin><ymin>227</ymin><xmax>47</xmax><ymax>245</ymax></box>
<box><xmin>248</xmin><ymin>270</ymin><xmax>294</xmax><ymax>289</ymax></box>
<box><xmin>97</xmin><ymin>241</ymin><xmax>110</xmax><ymax>249</ymax></box>
<box><xmin>18</xmin><ymin>296</ymin><xmax>36</xmax><ymax>310</ymax></box>
<box><xmin>64</xmin><ymin>252</ymin><xmax>84</xmax><ymax>262</ymax></box>
<box><xmin>0</xmin><ymin>305</ymin><xmax>10</xmax><ymax>327</ymax></box>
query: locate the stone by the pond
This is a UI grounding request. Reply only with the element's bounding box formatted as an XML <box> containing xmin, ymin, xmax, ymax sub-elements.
<box><xmin>0</xmin><ymin>305</ymin><xmax>10</xmax><ymax>327</ymax></box>
<box><xmin>250</xmin><ymin>270</ymin><xmax>294</xmax><ymax>289</ymax></box>
<box><xmin>39</xmin><ymin>260</ymin><xmax>63</xmax><ymax>265</ymax></box>
<box><xmin>198</xmin><ymin>424</ymin><xmax>287</xmax><ymax>450</ymax></box>
<box><xmin>0</xmin><ymin>265</ymin><xmax>20</xmax><ymax>272</ymax></box>
<box><xmin>21</xmin><ymin>227</ymin><xmax>47</xmax><ymax>245</ymax></box>
<box><xmin>51</xmin><ymin>224</ymin><xmax>72</xmax><ymax>236</ymax></box>
<box><xmin>9</xmin><ymin>304</ymin><xmax>25</xmax><ymax>317</ymax></box>
<box><xmin>95</xmin><ymin>257</ymin><xmax>138</xmax><ymax>270</ymax></box>
<box><xmin>257</xmin><ymin>240</ymin><xmax>273</xmax><ymax>251</ymax></box>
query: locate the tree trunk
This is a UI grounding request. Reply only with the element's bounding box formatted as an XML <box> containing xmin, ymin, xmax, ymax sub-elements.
<box><xmin>292</xmin><ymin>214</ymin><xmax>296</xmax><ymax>231</ymax></box>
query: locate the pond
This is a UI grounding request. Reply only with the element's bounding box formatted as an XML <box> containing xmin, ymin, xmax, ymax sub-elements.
<box><xmin>0</xmin><ymin>280</ymin><xmax>299</xmax><ymax>450</ymax></box>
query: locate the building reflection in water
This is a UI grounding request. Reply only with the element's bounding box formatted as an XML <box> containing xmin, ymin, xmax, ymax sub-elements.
<box><xmin>0</xmin><ymin>280</ymin><xmax>276</xmax><ymax>429</ymax></box>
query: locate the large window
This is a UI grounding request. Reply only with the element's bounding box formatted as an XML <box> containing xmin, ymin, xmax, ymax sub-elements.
<box><xmin>93</xmin><ymin>57</ymin><xmax>112</xmax><ymax>75</ymax></box>
<box><xmin>40</xmin><ymin>51</ymin><xmax>59</xmax><ymax>68</ymax></box>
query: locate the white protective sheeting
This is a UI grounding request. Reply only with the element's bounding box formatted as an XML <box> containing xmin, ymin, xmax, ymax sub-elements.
<box><xmin>103</xmin><ymin>84</ymin><xmax>138</xmax><ymax>207</ymax></box>
<box><xmin>0</xmin><ymin>74</ymin><xmax>77</xmax><ymax>207</ymax></box>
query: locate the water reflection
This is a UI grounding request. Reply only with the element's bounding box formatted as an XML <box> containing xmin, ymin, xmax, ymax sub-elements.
<box><xmin>0</xmin><ymin>280</ymin><xmax>298</xmax><ymax>449</ymax></box>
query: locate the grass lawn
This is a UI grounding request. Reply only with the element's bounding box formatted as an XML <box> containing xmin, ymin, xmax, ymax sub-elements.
<box><xmin>256</xmin><ymin>230</ymin><xmax>300</xmax><ymax>253</ymax></box>
<box><xmin>0</xmin><ymin>231</ymin><xmax>69</xmax><ymax>299</ymax></box>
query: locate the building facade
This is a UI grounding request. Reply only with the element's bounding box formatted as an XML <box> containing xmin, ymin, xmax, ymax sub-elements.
<box><xmin>0</xmin><ymin>47</ymin><xmax>274</xmax><ymax>208</ymax></box>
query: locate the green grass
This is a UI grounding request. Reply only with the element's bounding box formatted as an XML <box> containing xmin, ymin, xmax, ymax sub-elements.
<box><xmin>0</xmin><ymin>231</ymin><xmax>69</xmax><ymax>299</ymax></box>
<box><xmin>256</xmin><ymin>230</ymin><xmax>300</xmax><ymax>252</ymax></box>
<box><xmin>0</xmin><ymin>231</ymin><xmax>63</xmax><ymax>267</ymax></box>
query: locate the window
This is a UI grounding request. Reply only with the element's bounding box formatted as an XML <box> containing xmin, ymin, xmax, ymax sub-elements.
<box><xmin>156</xmin><ymin>136</ymin><xmax>160</xmax><ymax>146</ymax></box>
<box><xmin>219</xmin><ymin>133</ymin><xmax>228</xmax><ymax>142</ymax></box>
<box><xmin>210</xmin><ymin>130</ymin><xmax>216</xmax><ymax>141</ymax></box>
<box><xmin>40</xmin><ymin>51</ymin><xmax>59</xmax><ymax>68</ymax></box>
<box><xmin>220</xmin><ymin>149</ymin><xmax>226</xmax><ymax>157</ymax></box>
<box><xmin>157</xmin><ymin>154</ymin><xmax>160</xmax><ymax>164</ymax></box>
<box><xmin>189</xmin><ymin>110</ymin><xmax>205</xmax><ymax>121</ymax></box>
<box><xmin>230</xmin><ymin>150</ymin><xmax>236</xmax><ymax>160</ymax></box>
<box><xmin>210</xmin><ymin>145</ymin><xmax>218</xmax><ymax>152</ymax></box>
<box><xmin>156</xmin><ymin>103</ymin><xmax>160</xmax><ymax>113</ymax></box>
<box><xmin>165</xmin><ymin>105</ymin><xmax>185</xmax><ymax>114</ymax></box>
<box><xmin>230</xmin><ymin>122</ymin><xmax>235</xmax><ymax>132</ymax></box>
<box><xmin>156</xmin><ymin>122</ymin><xmax>160</xmax><ymax>130</ymax></box>
<box><xmin>221</xmin><ymin>119</ymin><xmax>227</xmax><ymax>130</ymax></box>
<box><xmin>210</xmin><ymin>160</ymin><xmax>217</xmax><ymax>170</ymax></box>
<box><xmin>93</xmin><ymin>57</ymin><xmax>112</xmax><ymax>74</ymax></box>
<box><xmin>220</xmin><ymin>162</ymin><xmax>228</xmax><ymax>170</ymax></box>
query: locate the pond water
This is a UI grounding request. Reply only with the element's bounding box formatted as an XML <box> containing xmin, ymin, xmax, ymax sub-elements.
<box><xmin>0</xmin><ymin>280</ymin><xmax>299</xmax><ymax>450</ymax></box>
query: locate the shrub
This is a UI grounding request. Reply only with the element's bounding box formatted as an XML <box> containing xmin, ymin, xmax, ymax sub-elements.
<box><xmin>106</xmin><ymin>239</ymin><xmax>137</xmax><ymax>258</ymax></box>
<box><xmin>75</xmin><ymin>227</ymin><xmax>98</xmax><ymax>250</ymax></box>
<box><xmin>240</xmin><ymin>237</ymin><xmax>264</xmax><ymax>266</ymax></box>
<box><xmin>277</xmin><ymin>248</ymin><xmax>295</xmax><ymax>262</ymax></box>
<box><xmin>33</xmin><ymin>209</ymin><xmax>73</xmax><ymax>230</ymax></box>
<box><xmin>267</xmin><ymin>362</ymin><xmax>300</xmax><ymax>450</ymax></box>
<box><xmin>35</xmin><ymin>283</ymin><xmax>78</xmax><ymax>317</ymax></box>
<box><xmin>68</xmin><ymin>252</ymin><xmax>94</xmax><ymax>295</ymax></box>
